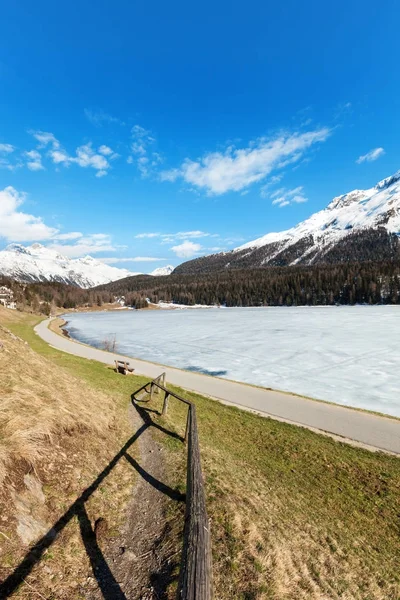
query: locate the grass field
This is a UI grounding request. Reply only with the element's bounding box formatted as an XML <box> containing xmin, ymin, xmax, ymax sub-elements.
<box><xmin>2</xmin><ymin>308</ymin><xmax>400</xmax><ymax>599</ymax></box>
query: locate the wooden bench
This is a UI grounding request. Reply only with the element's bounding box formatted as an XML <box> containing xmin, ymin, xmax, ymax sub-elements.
<box><xmin>114</xmin><ymin>360</ymin><xmax>135</xmax><ymax>375</ymax></box>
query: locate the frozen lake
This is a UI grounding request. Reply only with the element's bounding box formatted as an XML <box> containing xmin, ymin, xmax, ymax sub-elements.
<box><xmin>64</xmin><ymin>306</ymin><xmax>400</xmax><ymax>417</ymax></box>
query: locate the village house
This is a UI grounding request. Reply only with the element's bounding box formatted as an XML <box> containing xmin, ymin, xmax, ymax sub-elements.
<box><xmin>0</xmin><ymin>286</ymin><xmax>17</xmax><ymax>310</ymax></box>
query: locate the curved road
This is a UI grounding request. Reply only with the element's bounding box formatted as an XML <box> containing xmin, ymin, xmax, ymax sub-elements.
<box><xmin>35</xmin><ymin>319</ymin><xmax>400</xmax><ymax>455</ymax></box>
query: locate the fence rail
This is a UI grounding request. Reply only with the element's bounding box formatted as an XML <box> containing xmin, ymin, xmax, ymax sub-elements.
<box><xmin>132</xmin><ymin>374</ymin><xmax>212</xmax><ymax>600</ymax></box>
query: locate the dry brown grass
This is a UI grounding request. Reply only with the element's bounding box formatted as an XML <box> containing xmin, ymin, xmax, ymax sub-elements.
<box><xmin>0</xmin><ymin>308</ymin><xmax>139</xmax><ymax>598</ymax></box>
<box><xmin>0</xmin><ymin>324</ymin><xmax>114</xmax><ymax>488</ymax></box>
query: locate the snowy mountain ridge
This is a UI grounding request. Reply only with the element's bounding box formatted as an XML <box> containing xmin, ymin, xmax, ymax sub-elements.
<box><xmin>0</xmin><ymin>243</ymin><xmax>139</xmax><ymax>288</ymax></box>
<box><xmin>150</xmin><ymin>265</ymin><xmax>175</xmax><ymax>276</ymax></box>
<box><xmin>175</xmin><ymin>169</ymin><xmax>400</xmax><ymax>274</ymax></box>
<box><xmin>237</xmin><ymin>170</ymin><xmax>400</xmax><ymax>259</ymax></box>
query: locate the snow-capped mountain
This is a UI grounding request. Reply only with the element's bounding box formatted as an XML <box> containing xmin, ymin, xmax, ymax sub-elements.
<box><xmin>0</xmin><ymin>244</ymin><xmax>138</xmax><ymax>288</ymax></box>
<box><xmin>150</xmin><ymin>265</ymin><xmax>174</xmax><ymax>276</ymax></box>
<box><xmin>175</xmin><ymin>170</ymin><xmax>400</xmax><ymax>274</ymax></box>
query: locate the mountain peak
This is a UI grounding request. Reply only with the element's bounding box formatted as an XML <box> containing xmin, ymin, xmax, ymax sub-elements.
<box><xmin>375</xmin><ymin>170</ymin><xmax>400</xmax><ymax>191</ymax></box>
<box><xmin>151</xmin><ymin>265</ymin><xmax>175</xmax><ymax>276</ymax></box>
<box><xmin>0</xmin><ymin>244</ymin><xmax>135</xmax><ymax>288</ymax></box>
<box><xmin>5</xmin><ymin>243</ymin><xmax>29</xmax><ymax>254</ymax></box>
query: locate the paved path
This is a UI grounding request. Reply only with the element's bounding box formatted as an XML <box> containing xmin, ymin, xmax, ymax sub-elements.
<box><xmin>35</xmin><ymin>319</ymin><xmax>400</xmax><ymax>455</ymax></box>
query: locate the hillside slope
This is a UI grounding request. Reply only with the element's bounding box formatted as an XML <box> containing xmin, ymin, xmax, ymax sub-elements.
<box><xmin>176</xmin><ymin>171</ymin><xmax>400</xmax><ymax>275</ymax></box>
<box><xmin>0</xmin><ymin>308</ymin><xmax>135</xmax><ymax>598</ymax></box>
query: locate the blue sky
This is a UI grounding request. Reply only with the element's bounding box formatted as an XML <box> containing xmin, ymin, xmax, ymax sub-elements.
<box><xmin>1</xmin><ymin>0</ymin><xmax>399</xmax><ymax>271</ymax></box>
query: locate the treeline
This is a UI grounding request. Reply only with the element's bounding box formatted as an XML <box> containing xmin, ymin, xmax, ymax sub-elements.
<box><xmin>3</xmin><ymin>259</ymin><xmax>400</xmax><ymax>315</ymax></box>
<box><xmin>96</xmin><ymin>260</ymin><xmax>400</xmax><ymax>307</ymax></box>
<box><xmin>0</xmin><ymin>279</ymin><xmax>116</xmax><ymax>314</ymax></box>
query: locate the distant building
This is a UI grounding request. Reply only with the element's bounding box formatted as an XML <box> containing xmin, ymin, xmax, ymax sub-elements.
<box><xmin>0</xmin><ymin>286</ymin><xmax>16</xmax><ymax>310</ymax></box>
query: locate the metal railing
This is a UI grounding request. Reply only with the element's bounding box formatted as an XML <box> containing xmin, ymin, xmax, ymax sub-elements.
<box><xmin>132</xmin><ymin>374</ymin><xmax>212</xmax><ymax>599</ymax></box>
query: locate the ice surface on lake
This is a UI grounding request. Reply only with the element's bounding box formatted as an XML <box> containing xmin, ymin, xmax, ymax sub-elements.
<box><xmin>64</xmin><ymin>306</ymin><xmax>400</xmax><ymax>417</ymax></box>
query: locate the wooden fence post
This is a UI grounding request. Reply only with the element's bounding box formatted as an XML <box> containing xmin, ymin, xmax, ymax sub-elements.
<box><xmin>162</xmin><ymin>391</ymin><xmax>169</xmax><ymax>415</ymax></box>
<box><xmin>184</xmin><ymin>406</ymin><xmax>191</xmax><ymax>444</ymax></box>
<box><xmin>177</xmin><ymin>405</ymin><xmax>212</xmax><ymax>599</ymax></box>
<box><xmin>150</xmin><ymin>382</ymin><xmax>154</xmax><ymax>402</ymax></box>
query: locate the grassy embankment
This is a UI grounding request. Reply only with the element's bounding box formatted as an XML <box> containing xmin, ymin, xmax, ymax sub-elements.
<box><xmin>2</xmin><ymin>308</ymin><xmax>400</xmax><ymax>599</ymax></box>
<box><xmin>0</xmin><ymin>308</ymin><xmax>152</xmax><ymax>598</ymax></box>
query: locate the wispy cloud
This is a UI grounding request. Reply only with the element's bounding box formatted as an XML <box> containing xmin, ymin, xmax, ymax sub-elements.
<box><xmin>30</xmin><ymin>130</ymin><xmax>60</xmax><ymax>149</ymax></box>
<box><xmin>356</xmin><ymin>147</ymin><xmax>385</xmax><ymax>164</ymax></box>
<box><xmin>270</xmin><ymin>186</ymin><xmax>308</xmax><ymax>208</ymax></box>
<box><xmin>98</xmin><ymin>144</ymin><xmax>119</xmax><ymax>159</ymax></box>
<box><xmin>260</xmin><ymin>174</ymin><xmax>284</xmax><ymax>198</ymax></box>
<box><xmin>170</xmin><ymin>240</ymin><xmax>202</xmax><ymax>258</ymax></box>
<box><xmin>0</xmin><ymin>143</ymin><xmax>15</xmax><ymax>154</ymax></box>
<box><xmin>135</xmin><ymin>230</ymin><xmax>214</xmax><ymax>243</ymax></box>
<box><xmin>84</xmin><ymin>108</ymin><xmax>125</xmax><ymax>127</ymax></box>
<box><xmin>128</xmin><ymin>125</ymin><xmax>162</xmax><ymax>177</ymax></box>
<box><xmin>135</xmin><ymin>232</ymin><xmax>161</xmax><ymax>239</ymax></box>
<box><xmin>28</xmin><ymin>131</ymin><xmax>118</xmax><ymax>177</ymax></box>
<box><xmin>160</xmin><ymin>127</ymin><xmax>331</xmax><ymax>195</ymax></box>
<box><xmin>0</xmin><ymin>143</ymin><xmax>20</xmax><ymax>171</ymax></box>
<box><xmin>24</xmin><ymin>150</ymin><xmax>44</xmax><ymax>171</ymax></box>
<box><xmin>101</xmin><ymin>256</ymin><xmax>167</xmax><ymax>264</ymax></box>
<box><xmin>49</xmin><ymin>233</ymin><xmax>117</xmax><ymax>258</ymax></box>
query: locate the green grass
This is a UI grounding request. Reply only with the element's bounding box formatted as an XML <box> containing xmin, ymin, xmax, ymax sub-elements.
<box><xmin>145</xmin><ymin>382</ymin><xmax>400</xmax><ymax>599</ymax></box>
<box><xmin>7</xmin><ymin>312</ymin><xmax>400</xmax><ymax>599</ymax></box>
<box><xmin>7</xmin><ymin>313</ymin><xmax>150</xmax><ymax>400</ymax></box>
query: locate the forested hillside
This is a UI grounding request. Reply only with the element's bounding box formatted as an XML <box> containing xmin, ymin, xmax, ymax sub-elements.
<box><xmin>3</xmin><ymin>259</ymin><xmax>400</xmax><ymax>312</ymax></box>
<box><xmin>175</xmin><ymin>229</ymin><xmax>400</xmax><ymax>275</ymax></box>
<box><xmin>96</xmin><ymin>260</ymin><xmax>400</xmax><ymax>307</ymax></box>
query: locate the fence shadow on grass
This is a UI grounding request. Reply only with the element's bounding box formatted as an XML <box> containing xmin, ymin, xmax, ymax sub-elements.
<box><xmin>0</xmin><ymin>398</ymin><xmax>184</xmax><ymax>599</ymax></box>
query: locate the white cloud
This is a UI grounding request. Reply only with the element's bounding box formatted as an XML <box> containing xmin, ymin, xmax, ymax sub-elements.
<box><xmin>48</xmin><ymin>233</ymin><xmax>116</xmax><ymax>258</ymax></box>
<box><xmin>159</xmin><ymin>168</ymin><xmax>180</xmax><ymax>182</ymax></box>
<box><xmin>84</xmin><ymin>109</ymin><xmax>124</xmax><ymax>127</ymax></box>
<box><xmin>25</xmin><ymin>150</ymin><xmax>44</xmax><ymax>171</ymax></box>
<box><xmin>0</xmin><ymin>143</ymin><xmax>14</xmax><ymax>154</ymax></box>
<box><xmin>260</xmin><ymin>174</ymin><xmax>284</xmax><ymax>198</ymax></box>
<box><xmin>161</xmin><ymin>231</ymin><xmax>212</xmax><ymax>243</ymax></box>
<box><xmin>0</xmin><ymin>186</ymin><xmax>119</xmax><ymax>257</ymax></box>
<box><xmin>171</xmin><ymin>240</ymin><xmax>202</xmax><ymax>258</ymax></box>
<box><xmin>54</xmin><ymin>232</ymin><xmax>82</xmax><ymax>241</ymax></box>
<box><xmin>160</xmin><ymin>128</ymin><xmax>331</xmax><ymax>195</ymax></box>
<box><xmin>0</xmin><ymin>186</ymin><xmax>57</xmax><ymax>241</ymax></box>
<box><xmin>101</xmin><ymin>256</ymin><xmax>167</xmax><ymax>264</ymax></box>
<box><xmin>0</xmin><ymin>158</ymin><xmax>22</xmax><ymax>171</ymax></box>
<box><xmin>98</xmin><ymin>145</ymin><xmax>113</xmax><ymax>156</ymax></box>
<box><xmin>128</xmin><ymin>124</ymin><xmax>162</xmax><ymax>177</ymax></box>
<box><xmin>271</xmin><ymin>186</ymin><xmax>308</xmax><ymax>208</ymax></box>
<box><xmin>28</xmin><ymin>131</ymin><xmax>117</xmax><ymax>176</ymax></box>
<box><xmin>135</xmin><ymin>230</ymin><xmax>212</xmax><ymax>243</ymax></box>
<box><xmin>356</xmin><ymin>147</ymin><xmax>385</xmax><ymax>164</ymax></box>
<box><xmin>0</xmin><ymin>143</ymin><xmax>18</xmax><ymax>170</ymax></box>
<box><xmin>30</xmin><ymin>130</ymin><xmax>60</xmax><ymax>149</ymax></box>
<box><xmin>74</xmin><ymin>143</ymin><xmax>108</xmax><ymax>170</ymax></box>
<box><xmin>135</xmin><ymin>232</ymin><xmax>160</xmax><ymax>239</ymax></box>
<box><xmin>49</xmin><ymin>149</ymin><xmax>71</xmax><ymax>165</ymax></box>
